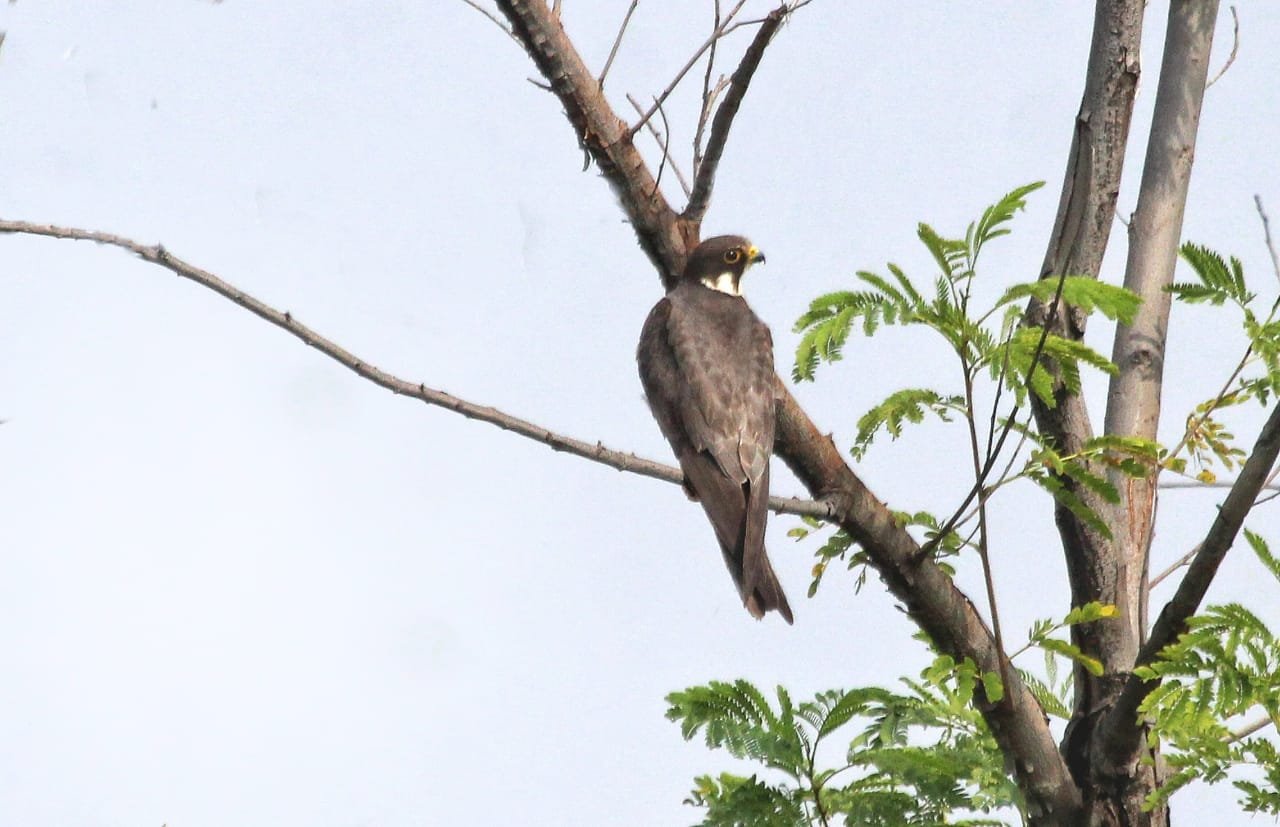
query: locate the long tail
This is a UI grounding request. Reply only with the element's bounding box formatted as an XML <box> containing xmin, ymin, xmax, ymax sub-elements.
<box><xmin>740</xmin><ymin>465</ymin><xmax>793</xmax><ymax>623</ymax></box>
<box><xmin>681</xmin><ymin>450</ymin><xmax>794</xmax><ymax>624</ymax></box>
<box><xmin>742</xmin><ymin>549</ymin><xmax>794</xmax><ymax>624</ymax></box>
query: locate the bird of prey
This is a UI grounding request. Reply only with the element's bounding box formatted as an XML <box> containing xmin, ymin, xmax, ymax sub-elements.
<box><xmin>637</xmin><ymin>235</ymin><xmax>793</xmax><ymax>623</ymax></box>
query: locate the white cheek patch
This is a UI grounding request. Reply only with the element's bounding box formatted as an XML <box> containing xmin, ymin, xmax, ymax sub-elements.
<box><xmin>700</xmin><ymin>270</ymin><xmax>742</xmax><ymax>296</ymax></box>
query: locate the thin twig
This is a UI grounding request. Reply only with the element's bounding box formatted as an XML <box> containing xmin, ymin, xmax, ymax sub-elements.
<box><xmin>1205</xmin><ymin>5</ymin><xmax>1240</xmax><ymax>90</ymax></box>
<box><xmin>461</xmin><ymin>0</ymin><xmax>521</xmax><ymax>44</ymax></box>
<box><xmin>598</xmin><ymin>0</ymin><xmax>638</xmax><ymax>90</ymax></box>
<box><xmin>1149</xmin><ymin>543</ymin><xmax>1201</xmax><ymax>589</ymax></box>
<box><xmin>1228</xmin><ymin>713</ymin><xmax>1276</xmax><ymax>743</ymax></box>
<box><xmin>692</xmin><ymin>0</ymin><xmax>723</xmax><ymax>175</ymax></box>
<box><xmin>0</xmin><ymin>218</ymin><xmax>833</xmax><ymax>521</ymax></box>
<box><xmin>627</xmin><ymin>0</ymin><xmax>751</xmax><ymax>138</ymax></box>
<box><xmin>683</xmin><ymin>3</ymin><xmax>786</xmax><ymax>223</ymax></box>
<box><xmin>626</xmin><ymin>94</ymin><xmax>692</xmax><ymax>198</ymax></box>
<box><xmin>651</xmin><ymin>96</ymin><xmax>673</xmax><ymax>198</ymax></box>
<box><xmin>693</xmin><ymin>76</ymin><xmax>729</xmax><ymax>176</ymax></box>
<box><xmin>1159</xmin><ymin>480</ymin><xmax>1280</xmax><ymax>491</ymax></box>
<box><xmin>918</xmin><ymin>269</ymin><xmax>1075</xmax><ymax>561</ymax></box>
<box><xmin>1256</xmin><ymin>195</ymin><xmax>1280</xmax><ymax>285</ymax></box>
<box><xmin>961</xmin><ymin>360</ymin><xmax>1008</xmax><ymax>697</ymax></box>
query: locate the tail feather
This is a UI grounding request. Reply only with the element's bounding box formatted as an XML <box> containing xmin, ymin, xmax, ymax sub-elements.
<box><xmin>743</xmin><ymin>554</ymin><xmax>794</xmax><ymax>624</ymax></box>
<box><xmin>681</xmin><ymin>449</ymin><xmax>794</xmax><ymax>624</ymax></box>
<box><xmin>741</xmin><ymin>464</ymin><xmax>793</xmax><ymax>623</ymax></box>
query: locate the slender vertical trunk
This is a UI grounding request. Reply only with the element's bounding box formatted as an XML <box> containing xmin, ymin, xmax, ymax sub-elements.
<box><xmin>1104</xmin><ymin>0</ymin><xmax>1220</xmax><ymax>641</ymax></box>
<box><xmin>1080</xmin><ymin>3</ymin><xmax>1219</xmax><ymax>825</ymax></box>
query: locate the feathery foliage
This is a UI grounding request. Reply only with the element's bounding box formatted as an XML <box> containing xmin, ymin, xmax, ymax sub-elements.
<box><xmin>852</xmin><ymin>389</ymin><xmax>966</xmax><ymax>460</ymax></box>
<box><xmin>1134</xmin><ymin>531</ymin><xmax>1280</xmax><ymax>814</ymax></box>
<box><xmin>667</xmin><ymin>661</ymin><xmax>1021</xmax><ymax>826</ymax></box>
<box><xmin>1166</xmin><ymin>242</ymin><xmax>1280</xmax><ymax>479</ymax></box>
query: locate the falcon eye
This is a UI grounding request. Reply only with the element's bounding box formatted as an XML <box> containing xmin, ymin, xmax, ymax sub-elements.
<box><xmin>723</xmin><ymin>249</ymin><xmax>742</xmax><ymax>264</ymax></box>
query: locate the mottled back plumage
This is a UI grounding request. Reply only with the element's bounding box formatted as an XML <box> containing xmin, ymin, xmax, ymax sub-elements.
<box><xmin>637</xmin><ymin>235</ymin><xmax>793</xmax><ymax>623</ymax></box>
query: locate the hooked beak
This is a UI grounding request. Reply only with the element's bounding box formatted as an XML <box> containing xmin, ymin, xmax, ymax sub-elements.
<box><xmin>747</xmin><ymin>245</ymin><xmax>765</xmax><ymax>265</ymax></box>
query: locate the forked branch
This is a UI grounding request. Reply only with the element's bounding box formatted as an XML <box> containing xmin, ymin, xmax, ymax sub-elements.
<box><xmin>683</xmin><ymin>4</ymin><xmax>786</xmax><ymax>222</ymax></box>
<box><xmin>626</xmin><ymin>0</ymin><xmax>750</xmax><ymax>139</ymax></box>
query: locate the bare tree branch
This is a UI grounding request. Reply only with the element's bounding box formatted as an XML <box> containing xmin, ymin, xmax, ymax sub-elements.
<box><xmin>683</xmin><ymin>3</ymin><xmax>785</xmax><ymax>222</ymax></box>
<box><xmin>770</xmin><ymin>384</ymin><xmax>1083</xmax><ymax>821</ymax></box>
<box><xmin>1099</xmin><ymin>398</ymin><xmax>1280</xmax><ymax>769</ymax></box>
<box><xmin>627</xmin><ymin>94</ymin><xmax>692</xmax><ymax>198</ymax></box>
<box><xmin>0</xmin><ymin>218</ymin><xmax>838</xmax><ymax>522</ymax></box>
<box><xmin>1159</xmin><ymin>479</ymin><xmax>1280</xmax><ymax>492</ymax></box>
<box><xmin>1149</xmin><ymin>543</ymin><xmax>1201</xmax><ymax>590</ymax></box>
<box><xmin>693</xmin><ymin>0</ymin><xmax>724</xmax><ymax>175</ymax></box>
<box><xmin>1229</xmin><ymin>713</ymin><xmax>1276</xmax><ymax>743</ymax></box>
<box><xmin>627</xmin><ymin>0</ymin><xmax>750</xmax><ymax>138</ymax></box>
<box><xmin>460</xmin><ymin>0</ymin><xmax>521</xmax><ymax>44</ymax></box>
<box><xmin>1022</xmin><ymin>4</ymin><xmax>1149</xmax><ymax>814</ymax></box>
<box><xmin>1257</xmin><ymin>195</ymin><xmax>1280</xmax><ymax>284</ymax></box>
<box><xmin>1029</xmin><ymin>1</ymin><xmax>1144</xmax><ymax>672</ymax></box>
<box><xmin>693</xmin><ymin>77</ymin><xmax>729</xmax><ymax>176</ymax></box>
<box><xmin>1205</xmin><ymin>5</ymin><xmax>1239</xmax><ymax>89</ymax></box>
<box><xmin>597</xmin><ymin>0</ymin><xmax>638</xmax><ymax>90</ymax></box>
<box><xmin>1105</xmin><ymin>0</ymin><xmax>1218</xmax><ymax>465</ymax></box>
<box><xmin>650</xmin><ymin>96</ymin><xmax>675</xmax><ymax>198</ymax></box>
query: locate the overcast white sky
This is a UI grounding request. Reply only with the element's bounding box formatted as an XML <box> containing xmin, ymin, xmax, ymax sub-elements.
<box><xmin>2</xmin><ymin>2</ymin><xmax>1279</xmax><ymax>825</ymax></box>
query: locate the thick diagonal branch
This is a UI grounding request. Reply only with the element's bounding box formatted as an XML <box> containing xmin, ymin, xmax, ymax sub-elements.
<box><xmin>773</xmin><ymin>387</ymin><xmax>1082</xmax><ymax>821</ymax></box>
<box><xmin>683</xmin><ymin>4</ymin><xmax>785</xmax><ymax>223</ymax></box>
<box><xmin>1098</xmin><ymin>400</ymin><xmax>1280</xmax><ymax>770</ymax></box>
<box><xmin>0</xmin><ymin>219</ymin><xmax>834</xmax><ymax>521</ymax></box>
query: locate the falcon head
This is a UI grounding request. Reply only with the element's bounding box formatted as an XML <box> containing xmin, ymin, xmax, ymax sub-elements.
<box><xmin>683</xmin><ymin>235</ymin><xmax>765</xmax><ymax>297</ymax></box>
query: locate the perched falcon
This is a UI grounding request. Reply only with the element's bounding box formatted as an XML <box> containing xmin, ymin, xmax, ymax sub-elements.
<box><xmin>637</xmin><ymin>235</ymin><xmax>793</xmax><ymax>624</ymax></box>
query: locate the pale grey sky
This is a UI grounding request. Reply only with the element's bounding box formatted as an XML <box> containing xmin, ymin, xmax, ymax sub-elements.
<box><xmin>2</xmin><ymin>2</ymin><xmax>1278</xmax><ymax>825</ymax></box>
